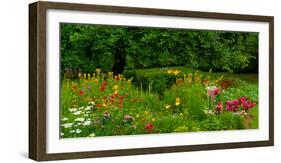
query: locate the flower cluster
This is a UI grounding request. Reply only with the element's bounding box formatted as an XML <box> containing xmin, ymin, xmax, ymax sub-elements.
<box><xmin>226</xmin><ymin>97</ymin><xmax>256</xmax><ymax>112</ymax></box>
<box><xmin>225</xmin><ymin>99</ymin><xmax>239</xmax><ymax>112</ymax></box>
<box><xmin>239</xmin><ymin>97</ymin><xmax>257</xmax><ymax>111</ymax></box>
<box><xmin>167</xmin><ymin>69</ymin><xmax>181</xmax><ymax>75</ymax></box>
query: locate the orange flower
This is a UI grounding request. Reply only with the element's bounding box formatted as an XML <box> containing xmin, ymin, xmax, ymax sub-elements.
<box><xmin>96</xmin><ymin>104</ymin><xmax>103</xmax><ymax>108</ymax></box>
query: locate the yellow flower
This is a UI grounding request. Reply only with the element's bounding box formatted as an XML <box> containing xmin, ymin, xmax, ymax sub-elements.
<box><xmin>152</xmin><ymin>118</ymin><xmax>156</xmax><ymax>122</ymax></box>
<box><xmin>167</xmin><ymin>70</ymin><xmax>173</xmax><ymax>74</ymax></box>
<box><xmin>96</xmin><ymin>68</ymin><xmax>101</xmax><ymax>73</ymax></box>
<box><xmin>173</xmin><ymin>70</ymin><xmax>181</xmax><ymax>75</ymax></box>
<box><xmin>136</xmin><ymin>114</ymin><xmax>140</xmax><ymax>118</ymax></box>
<box><xmin>83</xmin><ymin>73</ymin><xmax>87</xmax><ymax>79</ymax></box>
<box><xmin>175</xmin><ymin>97</ymin><xmax>181</xmax><ymax>106</ymax></box>
<box><xmin>108</xmin><ymin>72</ymin><xmax>113</xmax><ymax>78</ymax></box>
<box><xmin>113</xmin><ymin>85</ymin><xmax>118</xmax><ymax>91</ymax></box>
<box><xmin>114</xmin><ymin>90</ymin><xmax>118</xmax><ymax>95</ymax></box>
<box><xmin>87</xmin><ymin>73</ymin><xmax>91</xmax><ymax>79</ymax></box>
<box><xmin>78</xmin><ymin>73</ymin><xmax>82</xmax><ymax>79</ymax></box>
<box><xmin>144</xmin><ymin>111</ymin><xmax>149</xmax><ymax>115</ymax></box>
<box><xmin>164</xmin><ymin>104</ymin><xmax>171</xmax><ymax>109</ymax></box>
<box><xmin>127</xmin><ymin>78</ymin><xmax>133</xmax><ymax>84</ymax></box>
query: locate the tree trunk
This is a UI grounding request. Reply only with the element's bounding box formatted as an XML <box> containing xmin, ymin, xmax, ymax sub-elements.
<box><xmin>112</xmin><ymin>38</ymin><xmax>126</xmax><ymax>76</ymax></box>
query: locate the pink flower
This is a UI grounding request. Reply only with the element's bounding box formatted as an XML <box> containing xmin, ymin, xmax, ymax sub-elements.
<box><xmin>232</xmin><ymin>99</ymin><xmax>239</xmax><ymax>106</ymax></box>
<box><xmin>226</xmin><ymin>101</ymin><xmax>232</xmax><ymax>111</ymax></box>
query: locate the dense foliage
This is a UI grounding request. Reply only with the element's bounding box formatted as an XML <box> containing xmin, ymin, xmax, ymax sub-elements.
<box><xmin>61</xmin><ymin>23</ymin><xmax>258</xmax><ymax>76</ymax></box>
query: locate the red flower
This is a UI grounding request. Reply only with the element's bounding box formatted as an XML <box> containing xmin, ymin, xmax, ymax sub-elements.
<box><xmin>213</xmin><ymin>88</ymin><xmax>220</xmax><ymax>96</ymax></box>
<box><xmin>216</xmin><ymin>101</ymin><xmax>223</xmax><ymax>112</ymax></box>
<box><xmin>145</xmin><ymin>123</ymin><xmax>154</xmax><ymax>133</ymax></box>
<box><xmin>207</xmin><ymin>87</ymin><xmax>220</xmax><ymax>97</ymax></box>
<box><xmin>241</xmin><ymin>98</ymin><xmax>256</xmax><ymax>111</ymax></box>
<box><xmin>232</xmin><ymin>99</ymin><xmax>239</xmax><ymax>106</ymax></box>
<box><xmin>225</xmin><ymin>100</ymin><xmax>239</xmax><ymax>111</ymax></box>
<box><xmin>79</xmin><ymin>90</ymin><xmax>85</xmax><ymax>96</ymax></box>
<box><xmin>239</xmin><ymin>96</ymin><xmax>247</xmax><ymax>103</ymax></box>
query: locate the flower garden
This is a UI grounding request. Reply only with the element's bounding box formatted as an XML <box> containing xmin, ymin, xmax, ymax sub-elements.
<box><xmin>60</xmin><ymin>23</ymin><xmax>259</xmax><ymax>138</ymax></box>
<box><xmin>60</xmin><ymin>67</ymin><xmax>258</xmax><ymax>138</ymax></box>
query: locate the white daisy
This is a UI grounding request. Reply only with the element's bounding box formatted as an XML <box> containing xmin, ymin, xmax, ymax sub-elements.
<box><xmin>75</xmin><ymin>117</ymin><xmax>85</xmax><ymax>122</ymax></box>
<box><xmin>76</xmin><ymin>129</ymin><xmax>82</xmax><ymax>134</ymax></box>
<box><xmin>73</xmin><ymin>110</ymin><xmax>82</xmax><ymax>115</ymax></box>
<box><xmin>68</xmin><ymin>108</ymin><xmax>77</xmax><ymax>112</ymax></box>
<box><xmin>83</xmin><ymin>120</ymin><xmax>91</xmax><ymax>126</ymax></box>
<box><xmin>62</xmin><ymin>117</ymin><xmax>68</xmax><ymax>121</ymax></box>
<box><xmin>89</xmin><ymin>133</ymin><xmax>96</xmax><ymax>137</ymax></box>
<box><xmin>84</xmin><ymin>106</ymin><xmax>92</xmax><ymax>111</ymax></box>
<box><xmin>88</xmin><ymin>101</ymin><xmax>95</xmax><ymax>105</ymax></box>
<box><xmin>61</xmin><ymin>123</ymin><xmax>73</xmax><ymax>128</ymax></box>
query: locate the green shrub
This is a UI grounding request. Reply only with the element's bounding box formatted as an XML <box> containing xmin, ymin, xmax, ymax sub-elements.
<box><xmin>199</xmin><ymin>113</ymin><xmax>244</xmax><ymax>131</ymax></box>
<box><xmin>154</xmin><ymin>115</ymin><xmax>186</xmax><ymax>133</ymax></box>
<box><xmin>185</xmin><ymin>84</ymin><xmax>207</xmax><ymax>121</ymax></box>
<box><xmin>217</xmin><ymin>113</ymin><xmax>245</xmax><ymax>130</ymax></box>
<box><xmin>124</xmin><ymin>70</ymin><xmax>178</xmax><ymax>97</ymax></box>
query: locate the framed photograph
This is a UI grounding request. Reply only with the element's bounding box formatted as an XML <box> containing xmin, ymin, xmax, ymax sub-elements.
<box><xmin>29</xmin><ymin>1</ymin><xmax>274</xmax><ymax>161</ymax></box>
